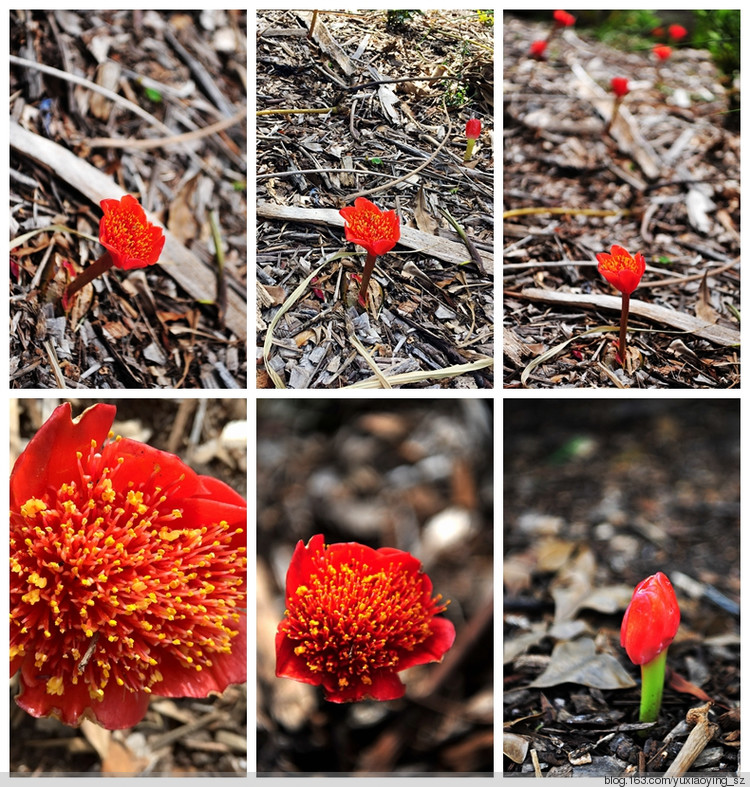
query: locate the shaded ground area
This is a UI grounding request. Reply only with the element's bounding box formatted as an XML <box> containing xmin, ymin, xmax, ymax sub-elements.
<box><xmin>11</xmin><ymin>11</ymin><xmax>247</xmax><ymax>389</ymax></box>
<box><xmin>503</xmin><ymin>14</ymin><xmax>740</xmax><ymax>388</ymax></box>
<box><xmin>10</xmin><ymin>398</ymin><xmax>247</xmax><ymax>774</ymax></box>
<box><xmin>257</xmin><ymin>399</ymin><xmax>493</xmax><ymax>773</ymax></box>
<box><xmin>257</xmin><ymin>10</ymin><xmax>493</xmax><ymax>389</ymax></box>
<box><xmin>504</xmin><ymin>399</ymin><xmax>739</xmax><ymax>775</ymax></box>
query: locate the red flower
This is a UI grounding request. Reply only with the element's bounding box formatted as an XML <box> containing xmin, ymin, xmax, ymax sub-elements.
<box><xmin>10</xmin><ymin>403</ymin><xmax>247</xmax><ymax>729</ymax></box>
<box><xmin>529</xmin><ymin>39</ymin><xmax>548</xmax><ymax>59</ymax></box>
<box><xmin>668</xmin><ymin>24</ymin><xmax>687</xmax><ymax>41</ymax></box>
<box><xmin>339</xmin><ymin>198</ymin><xmax>400</xmax><ymax>258</ymax></box>
<box><xmin>465</xmin><ymin>118</ymin><xmax>482</xmax><ymax>141</ymax></box>
<box><xmin>621</xmin><ymin>572</ymin><xmax>680</xmax><ymax>665</ymax></box>
<box><xmin>99</xmin><ymin>194</ymin><xmax>165</xmax><ymax>271</ymax></box>
<box><xmin>276</xmin><ymin>534</ymin><xmax>455</xmax><ymax>703</ymax></box>
<box><xmin>553</xmin><ymin>9</ymin><xmax>575</xmax><ymax>27</ymax></box>
<box><xmin>611</xmin><ymin>77</ymin><xmax>629</xmax><ymax>98</ymax></box>
<box><xmin>596</xmin><ymin>244</ymin><xmax>646</xmax><ymax>296</ymax></box>
<box><xmin>653</xmin><ymin>44</ymin><xmax>672</xmax><ymax>61</ymax></box>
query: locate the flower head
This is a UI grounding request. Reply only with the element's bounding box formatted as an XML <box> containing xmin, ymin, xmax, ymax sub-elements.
<box><xmin>529</xmin><ymin>40</ymin><xmax>548</xmax><ymax>59</ymax></box>
<box><xmin>99</xmin><ymin>195</ymin><xmax>165</xmax><ymax>271</ymax></box>
<box><xmin>653</xmin><ymin>44</ymin><xmax>673</xmax><ymax>61</ymax></box>
<box><xmin>553</xmin><ymin>9</ymin><xmax>575</xmax><ymax>27</ymax></box>
<box><xmin>10</xmin><ymin>403</ymin><xmax>247</xmax><ymax>729</ymax></box>
<box><xmin>596</xmin><ymin>244</ymin><xmax>646</xmax><ymax>295</ymax></box>
<box><xmin>465</xmin><ymin>118</ymin><xmax>482</xmax><ymax>141</ymax></box>
<box><xmin>611</xmin><ymin>77</ymin><xmax>630</xmax><ymax>98</ymax></box>
<box><xmin>668</xmin><ymin>24</ymin><xmax>687</xmax><ymax>41</ymax></box>
<box><xmin>339</xmin><ymin>198</ymin><xmax>400</xmax><ymax>258</ymax></box>
<box><xmin>276</xmin><ymin>534</ymin><xmax>455</xmax><ymax>703</ymax></box>
<box><xmin>621</xmin><ymin>572</ymin><xmax>680</xmax><ymax>665</ymax></box>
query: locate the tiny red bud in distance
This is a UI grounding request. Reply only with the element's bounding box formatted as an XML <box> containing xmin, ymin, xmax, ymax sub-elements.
<box><xmin>668</xmin><ymin>24</ymin><xmax>687</xmax><ymax>41</ymax></box>
<box><xmin>553</xmin><ymin>9</ymin><xmax>575</xmax><ymax>27</ymax></box>
<box><xmin>653</xmin><ymin>44</ymin><xmax>673</xmax><ymax>61</ymax></box>
<box><xmin>339</xmin><ymin>197</ymin><xmax>400</xmax><ymax>258</ymax></box>
<box><xmin>276</xmin><ymin>534</ymin><xmax>455</xmax><ymax>703</ymax></box>
<box><xmin>596</xmin><ymin>244</ymin><xmax>646</xmax><ymax>295</ymax></box>
<box><xmin>621</xmin><ymin>572</ymin><xmax>680</xmax><ymax>665</ymax></box>
<box><xmin>529</xmin><ymin>40</ymin><xmax>548</xmax><ymax>59</ymax></box>
<box><xmin>611</xmin><ymin>77</ymin><xmax>629</xmax><ymax>98</ymax></box>
<box><xmin>465</xmin><ymin>118</ymin><xmax>482</xmax><ymax>141</ymax></box>
<box><xmin>99</xmin><ymin>195</ymin><xmax>165</xmax><ymax>271</ymax></box>
<box><xmin>10</xmin><ymin>403</ymin><xmax>247</xmax><ymax>729</ymax></box>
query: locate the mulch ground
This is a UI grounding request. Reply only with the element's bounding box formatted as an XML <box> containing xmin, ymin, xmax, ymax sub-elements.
<box><xmin>256</xmin><ymin>10</ymin><xmax>494</xmax><ymax>389</ymax></box>
<box><xmin>10</xmin><ymin>398</ymin><xmax>247</xmax><ymax>775</ymax></box>
<box><xmin>257</xmin><ymin>399</ymin><xmax>493</xmax><ymax>773</ymax></box>
<box><xmin>504</xmin><ymin>400</ymin><xmax>740</xmax><ymax>775</ymax></box>
<box><xmin>503</xmin><ymin>14</ymin><xmax>740</xmax><ymax>388</ymax></box>
<box><xmin>11</xmin><ymin>11</ymin><xmax>247</xmax><ymax>389</ymax></box>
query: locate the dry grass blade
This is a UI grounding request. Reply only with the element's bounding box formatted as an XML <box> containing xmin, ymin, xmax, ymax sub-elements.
<box><xmin>344</xmin><ymin>357</ymin><xmax>493</xmax><ymax>389</ymax></box>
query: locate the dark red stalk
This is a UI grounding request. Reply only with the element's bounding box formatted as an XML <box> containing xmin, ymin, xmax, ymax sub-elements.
<box><xmin>65</xmin><ymin>252</ymin><xmax>114</xmax><ymax>299</ymax></box>
<box><xmin>619</xmin><ymin>291</ymin><xmax>630</xmax><ymax>360</ymax></box>
<box><xmin>358</xmin><ymin>250</ymin><xmax>377</xmax><ymax>306</ymax></box>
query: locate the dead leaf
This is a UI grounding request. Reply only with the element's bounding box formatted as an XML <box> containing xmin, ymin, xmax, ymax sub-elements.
<box><xmin>695</xmin><ymin>271</ymin><xmax>720</xmax><ymax>324</ymax></box>
<box><xmin>529</xmin><ymin>637</ymin><xmax>636</xmax><ymax>690</ymax></box>
<box><xmin>414</xmin><ymin>186</ymin><xmax>438</xmax><ymax>235</ymax></box>
<box><xmin>549</xmin><ymin>547</ymin><xmax>596</xmax><ymax>623</ymax></box>
<box><xmin>503</xmin><ymin>732</ymin><xmax>529</xmax><ymax>764</ymax></box>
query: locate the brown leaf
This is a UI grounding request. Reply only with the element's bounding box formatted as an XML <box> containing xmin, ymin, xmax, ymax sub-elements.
<box><xmin>414</xmin><ymin>185</ymin><xmax>438</xmax><ymax>235</ymax></box>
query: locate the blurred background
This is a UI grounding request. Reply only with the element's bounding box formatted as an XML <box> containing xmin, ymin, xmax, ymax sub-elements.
<box><xmin>257</xmin><ymin>398</ymin><xmax>493</xmax><ymax>774</ymax></box>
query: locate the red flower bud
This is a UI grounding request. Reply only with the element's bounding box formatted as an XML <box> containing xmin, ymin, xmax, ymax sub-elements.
<box><xmin>529</xmin><ymin>40</ymin><xmax>548</xmax><ymax>59</ymax></box>
<box><xmin>553</xmin><ymin>9</ymin><xmax>575</xmax><ymax>27</ymax></box>
<box><xmin>653</xmin><ymin>44</ymin><xmax>672</xmax><ymax>61</ymax></box>
<box><xmin>611</xmin><ymin>77</ymin><xmax>629</xmax><ymax>98</ymax></box>
<box><xmin>465</xmin><ymin>118</ymin><xmax>482</xmax><ymax>141</ymax></box>
<box><xmin>668</xmin><ymin>24</ymin><xmax>687</xmax><ymax>41</ymax></box>
<box><xmin>621</xmin><ymin>572</ymin><xmax>680</xmax><ymax>665</ymax></box>
<box><xmin>596</xmin><ymin>244</ymin><xmax>646</xmax><ymax>296</ymax></box>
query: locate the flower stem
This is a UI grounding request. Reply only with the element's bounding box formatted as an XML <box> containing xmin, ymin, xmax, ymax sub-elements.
<box><xmin>639</xmin><ymin>647</ymin><xmax>668</xmax><ymax>724</ymax></box>
<box><xmin>65</xmin><ymin>252</ymin><xmax>114</xmax><ymax>300</ymax></box>
<box><xmin>606</xmin><ymin>97</ymin><xmax>622</xmax><ymax>135</ymax></box>
<box><xmin>357</xmin><ymin>251</ymin><xmax>377</xmax><ymax>307</ymax></box>
<box><xmin>464</xmin><ymin>138</ymin><xmax>476</xmax><ymax>162</ymax></box>
<box><xmin>619</xmin><ymin>291</ymin><xmax>630</xmax><ymax>361</ymax></box>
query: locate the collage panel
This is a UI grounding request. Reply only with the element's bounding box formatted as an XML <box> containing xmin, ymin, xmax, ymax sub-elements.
<box><xmin>9</xmin><ymin>398</ymin><xmax>248</xmax><ymax>774</ymax></box>
<box><xmin>502</xmin><ymin>10</ymin><xmax>739</xmax><ymax>389</ymax></box>
<box><xmin>503</xmin><ymin>398</ymin><xmax>740</xmax><ymax>775</ymax></box>
<box><xmin>10</xmin><ymin>10</ymin><xmax>247</xmax><ymax>390</ymax></box>
<box><xmin>257</xmin><ymin>9</ymin><xmax>494</xmax><ymax>390</ymax></box>
<box><xmin>257</xmin><ymin>398</ymin><xmax>493</xmax><ymax>774</ymax></box>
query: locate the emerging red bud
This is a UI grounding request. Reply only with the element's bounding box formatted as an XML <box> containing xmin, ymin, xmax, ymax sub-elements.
<box><xmin>529</xmin><ymin>40</ymin><xmax>548</xmax><ymax>59</ymax></box>
<box><xmin>621</xmin><ymin>572</ymin><xmax>680</xmax><ymax>665</ymax></box>
<box><xmin>553</xmin><ymin>9</ymin><xmax>575</xmax><ymax>27</ymax></box>
<box><xmin>668</xmin><ymin>24</ymin><xmax>688</xmax><ymax>41</ymax></box>
<box><xmin>653</xmin><ymin>44</ymin><xmax>673</xmax><ymax>61</ymax></box>
<box><xmin>465</xmin><ymin>118</ymin><xmax>482</xmax><ymax>141</ymax></box>
<box><xmin>611</xmin><ymin>77</ymin><xmax>630</xmax><ymax>98</ymax></box>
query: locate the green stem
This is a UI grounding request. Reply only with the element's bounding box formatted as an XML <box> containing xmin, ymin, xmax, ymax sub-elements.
<box><xmin>463</xmin><ymin>138</ymin><xmax>476</xmax><ymax>162</ymax></box>
<box><xmin>619</xmin><ymin>291</ymin><xmax>630</xmax><ymax>362</ymax></box>
<box><xmin>65</xmin><ymin>252</ymin><xmax>114</xmax><ymax>300</ymax></box>
<box><xmin>357</xmin><ymin>251</ymin><xmax>377</xmax><ymax>307</ymax></box>
<box><xmin>639</xmin><ymin>647</ymin><xmax>668</xmax><ymax>724</ymax></box>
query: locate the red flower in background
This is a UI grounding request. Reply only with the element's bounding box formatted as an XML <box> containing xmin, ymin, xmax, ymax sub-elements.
<box><xmin>611</xmin><ymin>77</ymin><xmax>630</xmax><ymax>98</ymax></box>
<box><xmin>339</xmin><ymin>198</ymin><xmax>400</xmax><ymax>258</ymax></box>
<box><xmin>621</xmin><ymin>572</ymin><xmax>680</xmax><ymax>665</ymax></box>
<box><xmin>99</xmin><ymin>194</ymin><xmax>165</xmax><ymax>271</ymax></box>
<box><xmin>668</xmin><ymin>24</ymin><xmax>688</xmax><ymax>41</ymax></box>
<box><xmin>10</xmin><ymin>403</ymin><xmax>247</xmax><ymax>729</ymax></box>
<box><xmin>553</xmin><ymin>9</ymin><xmax>575</xmax><ymax>27</ymax></box>
<box><xmin>596</xmin><ymin>244</ymin><xmax>646</xmax><ymax>295</ymax></box>
<box><xmin>529</xmin><ymin>40</ymin><xmax>548</xmax><ymax>59</ymax></box>
<box><xmin>276</xmin><ymin>534</ymin><xmax>455</xmax><ymax>703</ymax></box>
<box><xmin>653</xmin><ymin>44</ymin><xmax>673</xmax><ymax>61</ymax></box>
<box><xmin>465</xmin><ymin>118</ymin><xmax>482</xmax><ymax>141</ymax></box>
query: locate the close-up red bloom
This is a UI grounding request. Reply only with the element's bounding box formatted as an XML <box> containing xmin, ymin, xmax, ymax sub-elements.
<box><xmin>465</xmin><ymin>118</ymin><xmax>482</xmax><ymax>141</ymax></box>
<box><xmin>596</xmin><ymin>244</ymin><xmax>646</xmax><ymax>296</ymax></box>
<box><xmin>611</xmin><ymin>77</ymin><xmax>629</xmax><ymax>98</ymax></box>
<box><xmin>668</xmin><ymin>24</ymin><xmax>688</xmax><ymax>41</ymax></box>
<box><xmin>276</xmin><ymin>534</ymin><xmax>456</xmax><ymax>703</ymax></box>
<box><xmin>553</xmin><ymin>9</ymin><xmax>575</xmax><ymax>27</ymax></box>
<box><xmin>653</xmin><ymin>44</ymin><xmax>673</xmax><ymax>61</ymax></box>
<box><xmin>10</xmin><ymin>403</ymin><xmax>247</xmax><ymax>729</ymax></box>
<box><xmin>339</xmin><ymin>197</ymin><xmax>400</xmax><ymax>258</ymax></box>
<box><xmin>621</xmin><ymin>572</ymin><xmax>680</xmax><ymax>665</ymax></box>
<box><xmin>529</xmin><ymin>39</ymin><xmax>548</xmax><ymax>59</ymax></box>
<box><xmin>99</xmin><ymin>194</ymin><xmax>165</xmax><ymax>271</ymax></box>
